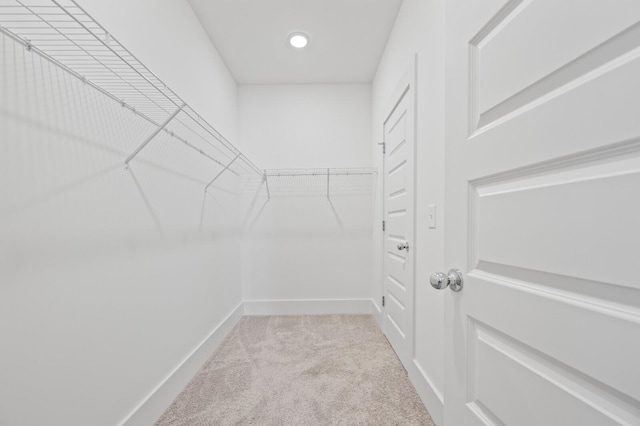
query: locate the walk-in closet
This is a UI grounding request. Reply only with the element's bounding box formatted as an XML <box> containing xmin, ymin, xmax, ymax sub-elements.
<box><xmin>3</xmin><ymin>0</ymin><xmax>640</xmax><ymax>425</ymax></box>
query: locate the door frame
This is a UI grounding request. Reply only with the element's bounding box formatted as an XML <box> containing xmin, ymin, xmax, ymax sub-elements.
<box><xmin>380</xmin><ymin>54</ymin><xmax>418</xmax><ymax>366</ymax></box>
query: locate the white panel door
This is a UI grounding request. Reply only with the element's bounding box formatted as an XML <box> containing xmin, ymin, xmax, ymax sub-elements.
<box><xmin>444</xmin><ymin>1</ymin><xmax>640</xmax><ymax>425</ymax></box>
<box><xmin>383</xmin><ymin>73</ymin><xmax>415</xmax><ymax>364</ymax></box>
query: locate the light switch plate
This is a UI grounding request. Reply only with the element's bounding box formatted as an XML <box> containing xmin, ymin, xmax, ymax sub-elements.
<box><xmin>428</xmin><ymin>204</ymin><xmax>436</xmax><ymax>229</ymax></box>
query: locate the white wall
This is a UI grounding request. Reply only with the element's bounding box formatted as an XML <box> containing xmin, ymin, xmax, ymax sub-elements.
<box><xmin>0</xmin><ymin>1</ymin><xmax>242</xmax><ymax>425</ymax></box>
<box><xmin>371</xmin><ymin>0</ymin><xmax>446</xmax><ymax>424</ymax></box>
<box><xmin>239</xmin><ymin>84</ymin><xmax>374</xmax><ymax>312</ymax></box>
<box><xmin>238</xmin><ymin>84</ymin><xmax>371</xmax><ymax>168</ymax></box>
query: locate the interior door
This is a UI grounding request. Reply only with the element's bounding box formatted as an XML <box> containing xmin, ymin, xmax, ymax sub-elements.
<box><xmin>382</xmin><ymin>71</ymin><xmax>415</xmax><ymax>364</ymax></box>
<box><xmin>443</xmin><ymin>1</ymin><xmax>640</xmax><ymax>424</ymax></box>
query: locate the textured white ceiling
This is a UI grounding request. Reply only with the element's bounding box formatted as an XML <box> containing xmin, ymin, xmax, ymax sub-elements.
<box><xmin>187</xmin><ymin>0</ymin><xmax>404</xmax><ymax>85</ymax></box>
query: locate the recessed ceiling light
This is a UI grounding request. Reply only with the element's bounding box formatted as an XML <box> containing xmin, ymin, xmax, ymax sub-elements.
<box><xmin>288</xmin><ymin>32</ymin><xmax>309</xmax><ymax>49</ymax></box>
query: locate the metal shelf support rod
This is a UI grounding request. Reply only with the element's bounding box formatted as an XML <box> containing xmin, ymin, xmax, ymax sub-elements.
<box><xmin>205</xmin><ymin>154</ymin><xmax>240</xmax><ymax>191</ymax></box>
<box><xmin>263</xmin><ymin>170</ymin><xmax>271</xmax><ymax>200</ymax></box>
<box><xmin>125</xmin><ymin>103</ymin><xmax>185</xmax><ymax>165</ymax></box>
<box><xmin>327</xmin><ymin>168</ymin><xmax>330</xmax><ymax>200</ymax></box>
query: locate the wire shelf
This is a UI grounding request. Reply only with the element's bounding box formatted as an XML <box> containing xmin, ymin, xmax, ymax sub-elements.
<box><xmin>0</xmin><ymin>0</ymin><xmax>261</xmax><ymax>177</ymax></box>
<box><xmin>260</xmin><ymin>168</ymin><xmax>377</xmax><ymax>199</ymax></box>
<box><xmin>264</xmin><ymin>167</ymin><xmax>377</xmax><ymax>177</ymax></box>
<box><xmin>0</xmin><ymin>0</ymin><xmax>376</xmax><ymax>192</ymax></box>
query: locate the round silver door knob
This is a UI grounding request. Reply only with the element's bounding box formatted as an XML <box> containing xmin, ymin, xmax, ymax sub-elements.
<box><xmin>430</xmin><ymin>272</ymin><xmax>449</xmax><ymax>289</ymax></box>
<box><xmin>397</xmin><ymin>242</ymin><xmax>409</xmax><ymax>251</ymax></box>
<box><xmin>429</xmin><ymin>268</ymin><xmax>464</xmax><ymax>292</ymax></box>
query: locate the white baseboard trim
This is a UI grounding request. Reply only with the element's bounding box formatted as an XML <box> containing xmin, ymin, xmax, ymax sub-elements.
<box><xmin>371</xmin><ymin>299</ymin><xmax>382</xmax><ymax>326</ymax></box>
<box><xmin>119</xmin><ymin>303</ymin><xmax>244</xmax><ymax>426</ymax></box>
<box><xmin>406</xmin><ymin>359</ymin><xmax>444</xmax><ymax>426</ymax></box>
<box><xmin>243</xmin><ymin>299</ymin><xmax>373</xmax><ymax>316</ymax></box>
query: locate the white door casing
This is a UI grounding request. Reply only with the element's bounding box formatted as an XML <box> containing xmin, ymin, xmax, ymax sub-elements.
<box><xmin>444</xmin><ymin>1</ymin><xmax>640</xmax><ymax>425</ymax></box>
<box><xmin>382</xmin><ymin>67</ymin><xmax>416</xmax><ymax>365</ymax></box>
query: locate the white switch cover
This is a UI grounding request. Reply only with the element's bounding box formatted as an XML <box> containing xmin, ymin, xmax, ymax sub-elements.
<box><xmin>428</xmin><ymin>204</ymin><xmax>436</xmax><ymax>229</ymax></box>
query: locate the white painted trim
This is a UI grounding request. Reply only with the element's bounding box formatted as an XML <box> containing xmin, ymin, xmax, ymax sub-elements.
<box><xmin>372</xmin><ymin>313</ymin><xmax>444</xmax><ymax>426</ymax></box>
<box><xmin>407</xmin><ymin>52</ymin><xmax>443</xmax><ymax>423</ymax></box>
<box><xmin>381</xmin><ymin>55</ymin><xmax>418</xmax><ymax>365</ymax></box>
<box><xmin>407</xmin><ymin>359</ymin><xmax>444</xmax><ymax>426</ymax></box>
<box><xmin>371</xmin><ymin>299</ymin><xmax>382</xmax><ymax>327</ymax></box>
<box><xmin>119</xmin><ymin>303</ymin><xmax>244</xmax><ymax>426</ymax></box>
<box><xmin>243</xmin><ymin>299</ymin><xmax>373</xmax><ymax>316</ymax></box>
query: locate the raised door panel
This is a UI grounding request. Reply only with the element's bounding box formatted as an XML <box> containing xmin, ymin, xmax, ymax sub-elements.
<box><xmin>445</xmin><ymin>0</ymin><xmax>640</xmax><ymax>424</ymax></box>
<box><xmin>472</xmin><ymin>0</ymin><xmax>640</xmax><ymax>133</ymax></box>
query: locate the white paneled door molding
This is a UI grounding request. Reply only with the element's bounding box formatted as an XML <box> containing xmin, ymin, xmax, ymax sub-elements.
<box><xmin>382</xmin><ymin>66</ymin><xmax>416</xmax><ymax>366</ymax></box>
<box><xmin>443</xmin><ymin>0</ymin><xmax>640</xmax><ymax>425</ymax></box>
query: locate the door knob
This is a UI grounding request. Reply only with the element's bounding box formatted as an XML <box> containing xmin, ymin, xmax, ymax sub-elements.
<box><xmin>397</xmin><ymin>242</ymin><xmax>409</xmax><ymax>251</ymax></box>
<box><xmin>429</xmin><ymin>268</ymin><xmax>463</xmax><ymax>292</ymax></box>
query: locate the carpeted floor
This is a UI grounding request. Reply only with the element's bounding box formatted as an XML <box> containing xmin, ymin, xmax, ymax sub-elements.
<box><xmin>156</xmin><ymin>315</ymin><xmax>435</xmax><ymax>425</ymax></box>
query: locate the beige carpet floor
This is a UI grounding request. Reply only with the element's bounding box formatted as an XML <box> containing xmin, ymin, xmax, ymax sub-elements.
<box><xmin>156</xmin><ymin>315</ymin><xmax>435</xmax><ymax>425</ymax></box>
